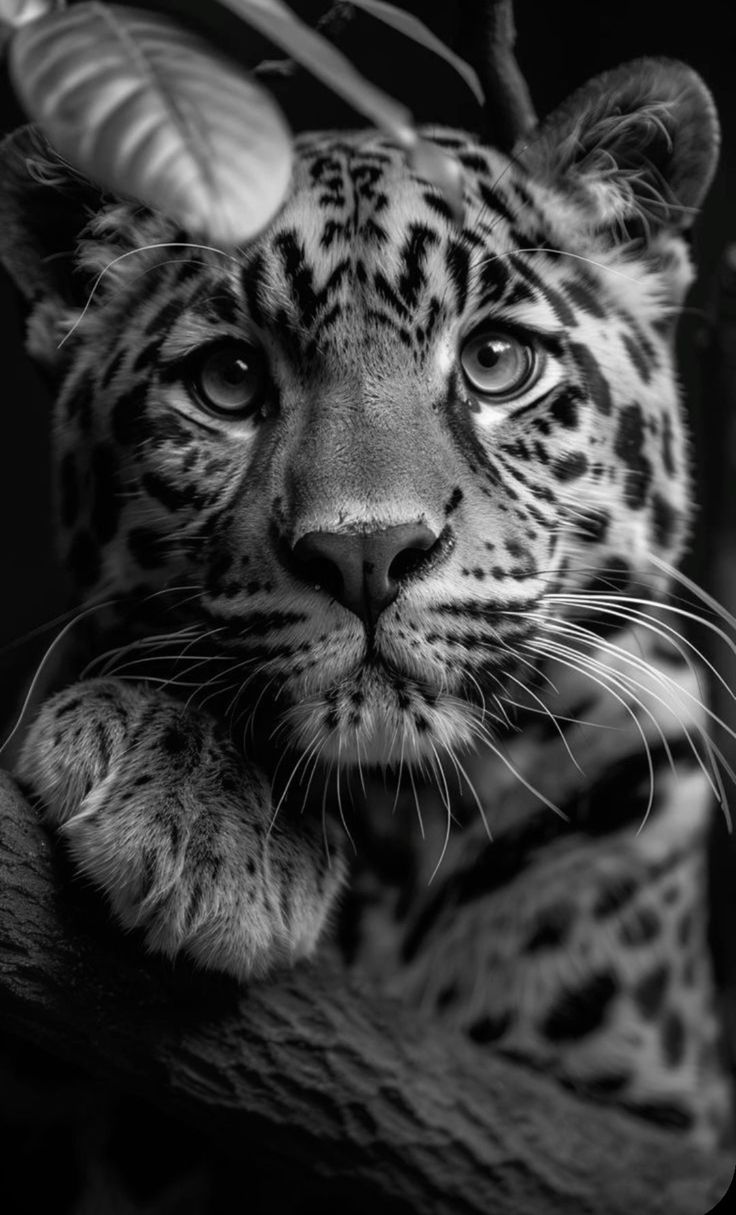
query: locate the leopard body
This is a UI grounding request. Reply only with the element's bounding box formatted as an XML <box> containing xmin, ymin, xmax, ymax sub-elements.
<box><xmin>1</xmin><ymin>56</ymin><xmax>732</xmax><ymax>1149</ymax></box>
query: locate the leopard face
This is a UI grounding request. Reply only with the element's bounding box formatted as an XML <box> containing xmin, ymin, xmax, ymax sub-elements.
<box><xmin>0</xmin><ymin>58</ymin><xmax>719</xmax><ymax>771</ymax></box>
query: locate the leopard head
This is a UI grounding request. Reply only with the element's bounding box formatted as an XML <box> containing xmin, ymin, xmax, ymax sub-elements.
<box><xmin>0</xmin><ymin>58</ymin><xmax>719</xmax><ymax>770</ymax></box>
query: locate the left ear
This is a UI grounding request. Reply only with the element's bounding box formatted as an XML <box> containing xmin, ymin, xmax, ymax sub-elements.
<box><xmin>514</xmin><ymin>58</ymin><xmax>719</xmax><ymax>241</ymax></box>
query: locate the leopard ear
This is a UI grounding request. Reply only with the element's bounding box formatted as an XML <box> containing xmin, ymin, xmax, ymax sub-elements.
<box><xmin>0</xmin><ymin>124</ymin><xmax>106</xmax><ymax>301</ymax></box>
<box><xmin>515</xmin><ymin>59</ymin><xmax>719</xmax><ymax>240</ymax></box>
<box><xmin>0</xmin><ymin>125</ymin><xmax>109</xmax><ymax>368</ymax></box>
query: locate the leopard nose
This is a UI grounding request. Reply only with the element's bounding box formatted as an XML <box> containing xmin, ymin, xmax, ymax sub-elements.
<box><xmin>291</xmin><ymin>523</ymin><xmax>438</xmax><ymax>626</ymax></box>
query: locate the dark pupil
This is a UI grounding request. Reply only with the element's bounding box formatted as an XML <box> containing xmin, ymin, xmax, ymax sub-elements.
<box><xmin>478</xmin><ymin>342</ymin><xmax>504</xmax><ymax>369</ymax></box>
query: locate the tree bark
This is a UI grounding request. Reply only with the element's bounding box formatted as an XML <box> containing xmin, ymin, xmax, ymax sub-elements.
<box><xmin>0</xmin><ymin>771</ymin><xmax>732</xmax><ymax>1213</ymax></box>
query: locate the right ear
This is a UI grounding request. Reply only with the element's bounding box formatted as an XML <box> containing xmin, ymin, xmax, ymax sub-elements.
<box><xmin>0</xmin><ymin>124</ymin><xmax>105</xmax><ymax>368</ymax></box>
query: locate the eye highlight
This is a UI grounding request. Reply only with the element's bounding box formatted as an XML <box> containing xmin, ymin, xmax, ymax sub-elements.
<box><xmin>460</xmin><ymin>329</ymin><xmax>538</xmax><ymax>401</ymax></box>
<box><xmin>189</xmin><ymin>342</ymin><xmax>268</xmax><ymax>418</ymax></box>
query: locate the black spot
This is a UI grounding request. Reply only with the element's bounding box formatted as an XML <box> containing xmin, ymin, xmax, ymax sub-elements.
<box><xmin>650</xmin><ymin>492</ymin><xmax>678</xmax><ymax>549</ymax></box>
<box><xmin>524</xmin><ymin>901</ymin><xmax>575</xmax><ymax>951</ymax></box>
<box><xmin>398</xmin><ymin>227</ymin><xmax>437</xmax><ymax>313</ymax></box>
<box><xmin>445</xmin><ymin>486</ymin><xmax>463</xmax><ymax>515</ymax></box>
<box><xmin>68</xmin><ymin>530</ymin><xmax>100</xmax><ymax>586</ymax></box>
<box><xmin>574</xmin><ymin>508</ymin><xmax>610</xmax><ymax>545</ymax></box>
<box><xmin>502</xmin><ymin>278</ymin><xmax>536</xmax><ymax>309</ymax></box>
<box><xmin>241</xmin><ymin>250</ymin><xmax>268</xmax><ymax>328</ymax></box>
<box><xmin>144</xmin><ymin>297</ymin><xmax>183</xmax><ymax>339</ymax></box>
<box><xmin>211</xmin><ymin>289</ymin><xmax>239</xmax><ymax>327</ymax></box>
<box><xmin>573</xmin><ymin>1072</ymin><xmax>631</xmax><ymax>1097</ymax></box>
<box><xmin>579</xmin><ymin>555</ymin><xmax>632</xmax><ymax>598</ymax></box>
<box><xmin>436</xmin><ymin>983</ymin><xmax>458</xmax><ymax>1010</ymax></box>
<box><xmin>422</xmin><ymin>191</ymin><xmax>455</xmax><ymax>222</ymax></box>
<box><xmin>570</xmin><ymin>343</ymin><xmax>612</xmax><ymax>415</ymax></box>
<box><xmin>614</xmin><ymin>402</ymin><xmax>651</xmax><ymax>509</ymax></box>
<box><xmin>149</xmin><ymin>412</ymin><xmax>193</xmax><ymax>448</ymax></box>
<box><xmin>549</xmin><ymin>389</ymin><xmax>579</xmax><ymax>428</ymax></box>
<box><xmin>552</xmin><ymin>451</ymin><xmax>588</xmax><ymax>482</ymax></box>
<box><xmin>131</xmin><ymin>338</ymin><xmax>162</xmax><ymax>374</ymax></box>
<box><xmin>563</xmin><ymin>278</ymin><xmax>607</xmax><ymax>319</ymax></box>
<box><xmin>512</xmin><ymin>256</ymin><xmax>576</xmax><ymax>326</ymax></box>
<box><xmin>468</xmin><ymin>1011</ymin><xmax>511</xmax><ymax>1043</ymax></box>
<box><xmin>273</xmin><ymin>233</ymin><xmax>348</xmax><ymax>334</ymax></box>
<box><xmin>476</xmin><ymin>181</ymin><xmax>517</xmax><ymax>232</ymax></box>
<box><xmin>373</xmin><ymin>271</ymin><xmax>410</xmax><ymax>320</ymax></box>
<box><xmin>661</xmin><ymin>412</ymin><xmax>676</xmax><ymax>476</ymax></box>
<box><xmin>445</xmin><ymin>240</ymin><xmax>470</xmax><ymax>313</ymax></box>
<box><xmin>661</xmin><ymin>1009</ymin><xmax>686</xmax><ymax>1067</ymax></box>
<box><xmin>629</xmin><ymin>1100</ymin><xmax>693</xmax><ymax>1131</ymax></box>
<box><xmin>619</xmin><ymin>905</ymin><xmax>661</xmax><ymax>946</ymax></box>
<box><xmin>593</xmin><ymin>875</ymin><xmax>638</xmax><ymax>917</ymax></box>
<box><xmin>621</xmin><ymin>330</ymin><xmax>653</xmax><ymax>384</ymax></box>
<box><xmin>633</xmin><ymin>963</ymin><xmax>669</xmax><ymax>1018</ymax></box>
<box><xmin>542</xmin><ymin>970</ymin><xmax>617</xmax><ymax>1041</ymax></box>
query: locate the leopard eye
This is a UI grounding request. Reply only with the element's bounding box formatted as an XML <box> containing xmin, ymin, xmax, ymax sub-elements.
<box><xmin>460</xmin><ymin>329</ymin><xmax>538</xmax><ymax>400</ymax></box>
<box><xmin>191</xmin><ymin>343</ymin><xmax>268</xmax><ymax>417</ymax></box>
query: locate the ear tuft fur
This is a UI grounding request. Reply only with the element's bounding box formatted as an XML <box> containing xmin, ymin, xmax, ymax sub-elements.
<box><xmin>515</xmin><ymin>59</ymin><xmax>719</xmax><ymax>242</ymax></box>
<box><xmin>0</xmin><ymin>124</ymin><xmax>103</xmax><ymax>303</ymax></box>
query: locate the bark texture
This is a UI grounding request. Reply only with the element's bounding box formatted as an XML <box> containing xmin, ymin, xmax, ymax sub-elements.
<box><xmin>0</xmin><ymin>770</ymin><xmax>732</xmax><ymax>1213</ymax></box>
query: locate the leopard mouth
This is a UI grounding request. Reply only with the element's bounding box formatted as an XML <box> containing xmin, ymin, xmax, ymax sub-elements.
<box><xmin>276</xmin><ymin>645</ymin><xmax>479</xmax><ymax>768</ymax></box>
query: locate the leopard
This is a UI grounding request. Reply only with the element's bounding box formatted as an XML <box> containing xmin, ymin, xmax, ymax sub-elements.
<box><xmin>0</xmin><ymin>54</ymin><xmax>733</xmax><ymax>1154</ymax></box>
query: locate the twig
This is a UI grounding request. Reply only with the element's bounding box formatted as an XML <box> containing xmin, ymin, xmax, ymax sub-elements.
<box><xmin>457</xmin><ymin>0</ymin><xmax>536</xmax><ymax>148</ymax></box>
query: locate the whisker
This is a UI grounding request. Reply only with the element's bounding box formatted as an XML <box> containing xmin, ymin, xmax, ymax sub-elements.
<box><xmin>526</xmin><ymin>636</ymin><xmax>657</xmax><ymax>832</ymax></box>
<box><xmin>0</xmin><ymin>596</ymin><xmax>121</xmax><ymax>757</ymax></box>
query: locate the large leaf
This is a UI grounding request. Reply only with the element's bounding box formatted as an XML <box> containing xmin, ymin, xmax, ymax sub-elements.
<box><xmin>8</xmin><ymin>1</ymin><xmax>294</xmax><ymax>245</ymax></box>
<box><xmin>349</xmin><ymin>0</ymin><xmax>484</xmax><ymax>104</ymax></box>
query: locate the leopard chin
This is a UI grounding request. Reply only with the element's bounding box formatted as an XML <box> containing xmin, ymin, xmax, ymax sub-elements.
<box><xmin>279</xmin><ymin>659</ymin><xmax>481</xmax><ymax>768</ymax></box>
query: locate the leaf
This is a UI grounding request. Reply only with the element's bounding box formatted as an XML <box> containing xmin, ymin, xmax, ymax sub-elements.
<box><xmin>0</xmin><ymin>0</ymin><xmax>56</xmax><ymax>29</ymax></box>
<box><xmin>8</xmin><ymin>1</ymin><xmax>294</xmax><ymax>246</ymax></box>
<box><xmin>349</xmin><ymin>0</ymin><xmax>484</xmax><ymax>105</ymax></box>
<box><xmin>219</xmin><ymin>0</ymin><xmax>415</xmax><ymax>148</ymax></box>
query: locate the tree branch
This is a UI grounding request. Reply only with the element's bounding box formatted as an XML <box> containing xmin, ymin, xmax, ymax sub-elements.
<box><xmin>0</xmin><ymin>770</ymin><xmax>731</xmax><ymax>1213</ymax></box>
<box><xmin>457</xmin><ymin>0</ymin><xmax>536</xmax><ymax>149</ymax></box>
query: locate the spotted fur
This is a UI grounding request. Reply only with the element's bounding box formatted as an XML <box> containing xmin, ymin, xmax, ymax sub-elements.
<box><xmin>0</xmin><ymin>57</ymin><xmax>731</xmax><ymax>1147</ymax></box>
